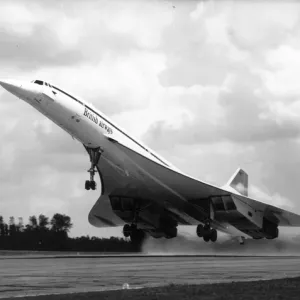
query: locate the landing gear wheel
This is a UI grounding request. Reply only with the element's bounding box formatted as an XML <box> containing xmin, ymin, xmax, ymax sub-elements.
<box><xmin>239</xmin><ymin>236</ymin><xmax>245</xmax><ymax>245</ymax></box>
<box><xmin>90</xmin><ymin>180</ymin><xmax>96</xmax><ymax>190</ymax></box>
<box><xmin>203</xmin><ymin>235</ymin><xmax>210</xmax><ymax>242</ymax></box>
<box><xmin>196</xmin><ymin>224</ymin><xmax>204</xmax><ymax>237</ymax></box>
<box><xmin>200</xmin><ymin>222</ymin><xmax>218</xmax><ymax>243</ymax></box>
<box><xmin>210</xmin><ymin>229</ymin><xmax>217</xmax><ymax>242</ymax></box>
<box><xmin>130</xmin><ymin>229</ymin><xmax>145</xmax><ymax>246</ymax></box>
<box><xmin>123</xmin><ymin>224</ymin><xmax>132</xmax><ymax>238</ymax></box>
<box><xmin>85</xmin><ymin>180</ymin><xmax>91</xmax><ymax>190</ymax></box>
<box><xmin>165</xmin><ymin>227</ymin><xmax>178</xmax><ymax>239</ymax></box>
<box><xmin>202</xmin><ymin>224</ymin><xmax>211</xmax><ymax>242</ymax></box>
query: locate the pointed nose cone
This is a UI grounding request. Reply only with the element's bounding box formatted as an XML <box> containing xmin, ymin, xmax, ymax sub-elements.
<box><xmin>0</xmin><ymin>79</ymin><xmax>23</xmax><ymax>95</ymax></box>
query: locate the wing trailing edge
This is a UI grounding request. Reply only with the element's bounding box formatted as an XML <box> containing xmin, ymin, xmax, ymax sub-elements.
<box><xmin>225</xmin><ymin>168</ymin><xmax>248</xmax><ymax>197</ymax></box>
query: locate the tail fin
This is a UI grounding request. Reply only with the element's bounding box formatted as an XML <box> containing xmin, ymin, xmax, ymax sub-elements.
<box><xmin>225</xmin><ymin>168</ymin><xmax>248</xmax><ymax>196</ymax></box>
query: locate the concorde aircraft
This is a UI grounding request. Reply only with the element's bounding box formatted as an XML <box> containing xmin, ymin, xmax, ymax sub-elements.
<box><xmin>1</xmin><ymin>78</ymin><xmax>300</xmax><ymax>246</ymax></box>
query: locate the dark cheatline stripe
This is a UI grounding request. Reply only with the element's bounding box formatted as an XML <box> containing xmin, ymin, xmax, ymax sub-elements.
<box><xmin>53</xmin><ymin>85</ymin><xmax>170</xmax><ymax>168</ymax></box>
<box><xmin>52</xmin><ymin>85</ymin><xmax>83</xmax><ymax>105</ymax></box>
<box><xmin>93</xmin><ymin>215</ymin><xmax>116</xmax><ymax>226</ymax></box>
<box><xmin>84</xmin><ymin>105</ymin><xmax>169</xmax><ymax>167</ymax></box>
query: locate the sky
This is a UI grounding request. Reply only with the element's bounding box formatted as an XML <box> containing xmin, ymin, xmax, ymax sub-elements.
<box><xmin>1</xmin><ymin>0</ymin><xmax>300</xmax><ymax>238</ymax></box>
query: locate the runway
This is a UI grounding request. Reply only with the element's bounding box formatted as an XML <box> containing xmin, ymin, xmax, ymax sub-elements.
<box><xmin>1</xmin><ymin>255</ymin><xmax>300</xmax><ymax>298</ymax></box>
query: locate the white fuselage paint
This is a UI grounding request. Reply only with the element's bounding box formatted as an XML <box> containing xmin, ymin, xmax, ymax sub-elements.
<box><xmin>27</xmin><ymin>84</ymin><xmax>177</xmax><ymax>171</ymax></box>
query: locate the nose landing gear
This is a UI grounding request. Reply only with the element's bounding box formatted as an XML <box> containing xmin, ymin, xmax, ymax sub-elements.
<box><xmin>85</xmin><ymin>147</ymin><xmax>103</xmax><ymax>191</ymax></box>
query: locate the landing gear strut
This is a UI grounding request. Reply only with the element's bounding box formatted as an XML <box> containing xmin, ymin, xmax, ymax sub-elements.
<box><xmin>85</xmin><ymin>147</ymin><xmax>103</xmax><ymax>191</ymax></box>
<box><xmin>197</xmin><ymin>223</ymin><xmax>217</xmax><ymax>243</ymax></box>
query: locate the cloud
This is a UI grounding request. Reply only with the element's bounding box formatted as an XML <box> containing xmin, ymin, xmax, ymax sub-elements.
<box><xmin>261</xmin><ymin>46</ymin><xmax>300</xmax><ymax>97</ymax></box>
<box><xmin>226</xmin><ymin>2</ymin><xmax>299</xmax><ymax>52</ymax></box>
<box><xmin>144</xmin><ymin>69</ymin><xmax>300</xmax><ymax>150</ymax></box>
<box><xmin>249</xmin><ymin>185</ymin><xmax>294</xmax><ymax>210</ymax></box>
<box><xmin>0</xmin><ymin>3</ymin><xmax>84</xmax><ymax>70</ymax></box>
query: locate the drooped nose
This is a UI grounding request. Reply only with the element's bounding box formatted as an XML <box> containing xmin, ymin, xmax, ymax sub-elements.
<box><xmin>0</xmin><ymin>79</ymin><xmax>42</xmax><ymax>104</ymax></box>
<box><xmin>0</xmin><ymin>79</ymin><xmax>24</xmax><ymax>97</ymax></box>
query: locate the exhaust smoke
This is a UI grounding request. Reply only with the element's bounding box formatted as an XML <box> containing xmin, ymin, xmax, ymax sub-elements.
<box><xmin>142</xmin><ymin>231</ymin><xmax>300</xmax><ymax>256</ymax></box>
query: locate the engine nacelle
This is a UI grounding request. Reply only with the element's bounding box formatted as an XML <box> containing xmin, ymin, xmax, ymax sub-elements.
<box><xmin>263</xmin><ymin>218</ymin><xmax>279</xmax><ymax>239</ymax></box>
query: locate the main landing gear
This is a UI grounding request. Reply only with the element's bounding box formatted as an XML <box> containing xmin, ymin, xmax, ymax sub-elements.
<box><xmin>238</xmin><ymin>236</ymin><xmax>245</xmax><ymax>245</ymax></box>
<box><xmin>123</xmin><ymin>205</ymin><xmax>145</xmax><ymax>246</ymax></box>
<box><xmin>196</xmin><ymin>223</ymin><xmax>217</xmax><ymax>243</ymax></box>
<box><xmin>123</xmin><ymin>224</ymin><xmax>145</xmax><ymax>245</ymax></box>
<box><xmin>85</xmin><ymin>147</ymin><xmax>103</xmax><ymax>191</ymax></box>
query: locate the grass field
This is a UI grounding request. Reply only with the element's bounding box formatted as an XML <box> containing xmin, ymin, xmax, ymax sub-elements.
<box><xmin>2</xmin><ymin>276</ymin><xmax>300</xmax><ymax>300</ymax></box>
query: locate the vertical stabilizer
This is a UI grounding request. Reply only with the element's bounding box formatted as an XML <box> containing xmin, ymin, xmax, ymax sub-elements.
<box><xmin>225</xmin><ymin>168</ymin><xmax>248</xmax><ymax>196</ymax></box>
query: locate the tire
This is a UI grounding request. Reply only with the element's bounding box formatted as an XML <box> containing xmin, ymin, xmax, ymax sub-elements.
<box><xmin>123</xmin><ymin>224</ymin><xmax>131</xmax><ymax>238</ymax></box>
<box><xmin>90</xmin><ymin>180</ymin><xmax>96</xmax><ymax>190</ymax></box>
<box><xmin>196</xmin><ymin>224</ymin><xmax>204</xmax><ymax>237</ymax></box>
<box><xmin>274</xmin><ymin>227</ymin><xmax>279</xmax><ymax>239</ymax></box>
<box><xmin>210</xmin><ymin>229</ymin><xmax>217</xmax><ymax>242</ymax></box>
<box><xmin>130</xmin><ymin>229</ymin><xmax>145</xmax><ymax>245</ymax></box>
<box><xmin>85</xmin><ymin>180</ymin><xmax>90</xmax><ymax>190</ymax></box>
<box><xmin>165</xmin><ymin>227</ymin><xmax>177</xmax><ymax>239</ymax></box>
<box><xmin>203</xmin><ymin>235</ymin><xmax>210</xmax><ymax>242</ymax></box>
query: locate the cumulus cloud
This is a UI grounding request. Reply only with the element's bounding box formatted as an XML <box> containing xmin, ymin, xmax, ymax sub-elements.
<box><xmin>144</xmin><ymin>69</ymin><xmax>300</xmax><ymax>149</ymax></box>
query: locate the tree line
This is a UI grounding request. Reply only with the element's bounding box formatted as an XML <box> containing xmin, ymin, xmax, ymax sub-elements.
<box><xmin>0</xmin><ymin>214</ymin><xmax>136</xmax><ymax>252</ymax></box>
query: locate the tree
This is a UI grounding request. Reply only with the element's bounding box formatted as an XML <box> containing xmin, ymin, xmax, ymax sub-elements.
<box><xmin>0</xmin><ymin>216</ymin><xmax>4</xmax><ymax>236</ymax></box>
<box><xmin>3</xmin><ymin>223</ymin><xmax>9</xmax><ymax>236</ymax></box>
<box><xmin>26</xmin><ymin>215</ymin><xmax>38</xmax><ymax>231</ymax></box>
<box><xmin>8</xmin><ymin>216</ymin><xmax>17</xmax><ymax>236</ymax></box>
<box><xmin>17</xmin><ymin>217</ymin><xmax>24</xmax><ymax>232</ymax></box>
<box><xmin>38</xmin><ymin>214</ymin><xmax>49</xmax><ymax>229</ymax></box>
<box><xmin>50</xmin><ymin>213</ymin><xmax>73</xmax><ymax>233</ymax></box>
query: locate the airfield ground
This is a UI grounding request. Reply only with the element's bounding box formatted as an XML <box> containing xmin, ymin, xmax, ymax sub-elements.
<box><xmin>1</xmin><ymin>277</ymin><xmax>300</xmax><ymax>300</ymax></box>
<box><xmin>1</xmin><ymin>254</ymin><xmax>300</xmax><ymax>299</ymax></box>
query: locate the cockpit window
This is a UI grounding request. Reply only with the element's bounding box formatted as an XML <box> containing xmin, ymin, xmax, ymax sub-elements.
<box><xmin>34</xmin><ymin>80</ymin><xmax>44</xmax><ymax>85</ymax></box>
<box><xmin>32</xmin><ymin>80</ymin><xmax>53</xmax><ymax>88</ymax></box>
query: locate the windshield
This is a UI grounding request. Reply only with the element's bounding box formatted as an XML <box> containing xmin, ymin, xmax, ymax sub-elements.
<box><xmin>33</xmin><ymin>80</ymin><xmax>44</xmax><ymax>85</ymax></box>
<box><xmin>32</xmin><ymin>80</ymin><xmax>53</xmax><ymax>88</ymax></box>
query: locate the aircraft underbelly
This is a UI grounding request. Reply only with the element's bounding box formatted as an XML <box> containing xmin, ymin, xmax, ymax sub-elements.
<box><xmin>87</xmin><ymin>142</ymin><xmax>261</xmax><ymax>239</ymax></box>
<box><xmin>87</xmin><ymin>140</ymin><xmax>235</xmax><ymax>234</ymax></box>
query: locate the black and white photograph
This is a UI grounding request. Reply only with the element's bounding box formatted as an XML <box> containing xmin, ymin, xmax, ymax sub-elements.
<box><xmin>1</xmin><ymin>0</ymin><xmax>300</xmax><ymax>299</ymax></box>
